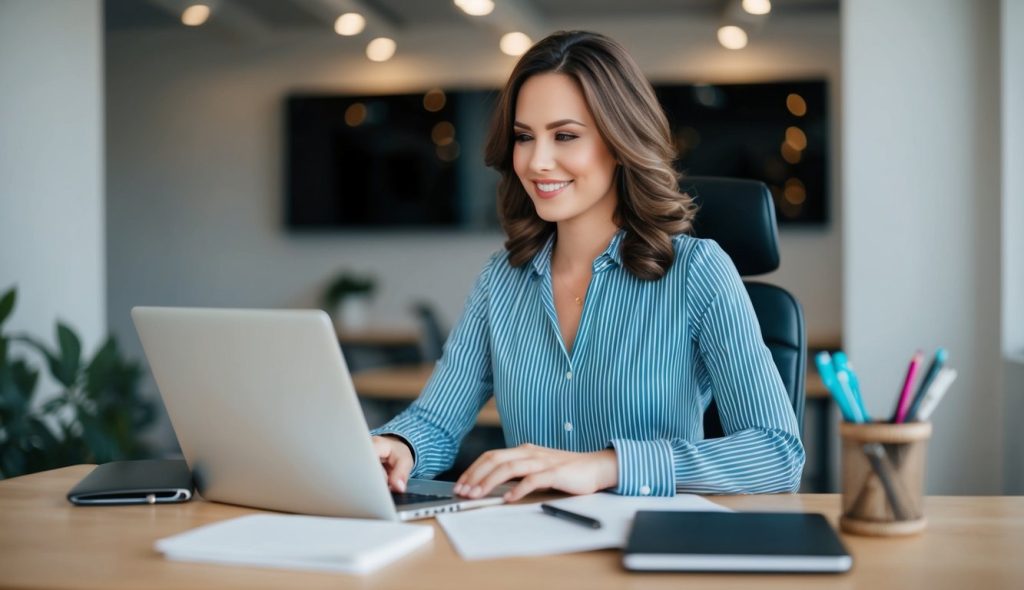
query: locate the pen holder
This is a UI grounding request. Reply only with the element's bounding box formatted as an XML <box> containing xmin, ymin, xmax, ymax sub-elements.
<box><xmin>839</xmin><ymin>421</ymin><xmax>931</xmax><ymax>536</ymax></box>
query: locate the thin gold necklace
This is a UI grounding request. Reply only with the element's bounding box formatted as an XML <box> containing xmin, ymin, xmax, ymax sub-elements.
<box><xmin>554</xmin><ymin>272</ymin><xmax>585</xmax><ymax>308</ymax></box>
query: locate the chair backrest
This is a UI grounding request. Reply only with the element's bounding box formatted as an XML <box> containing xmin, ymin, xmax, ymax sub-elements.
<box><xmin>681</xmin><ymin>177</ymin><xmax>806</xmax><ymax>438</ymax></box>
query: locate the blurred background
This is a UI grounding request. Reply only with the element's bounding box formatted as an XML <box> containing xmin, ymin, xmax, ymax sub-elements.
<box><xmin>1</xmin><ymin>0</ymin><xmax>1021</xmax><ymax>496</ymax></box>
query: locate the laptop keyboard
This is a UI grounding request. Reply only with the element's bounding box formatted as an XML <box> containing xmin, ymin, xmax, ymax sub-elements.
<box><xmin>391</xmin><ymin>491</ymin><xmax>453</xmax><ymax>506</ymax></box>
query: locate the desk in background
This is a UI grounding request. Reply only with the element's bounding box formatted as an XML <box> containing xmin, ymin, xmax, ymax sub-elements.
<box><xmin>2</xmin><ymin>465</ymin><xmax>1022</xmax><ymax>589</ymax></box>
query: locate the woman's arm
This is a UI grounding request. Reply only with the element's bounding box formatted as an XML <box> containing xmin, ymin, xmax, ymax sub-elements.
<box><xmin>369</xmin><ymin>256</ymin><xmax>497</xmax><ymax>479</ymax></box>
<box><xmin>611</xmin><ymin>239</ymin><xmax>805</xmax><ymax>496</ymax></box>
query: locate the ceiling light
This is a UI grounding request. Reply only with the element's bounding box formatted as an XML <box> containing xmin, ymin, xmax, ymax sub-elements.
<box><xmin>717</xmin><ymin>25</ymin><xmax>748</xmax><ymax>50</ymax></box>
<box><xmin>181</xmin><ymin>4</ymin><xmax>210</xmax><ymax>27</ymax></box>
<box><xmin>454</xmin><ymin>0</ymin><xmax>495</xmax><ymax>17</ymax></box>
<box><xmin>334</xmin><ymin>13</ymin><xmax>365</xmax><ymax>36</ymax></box>
<box><xmin>366</xmin><ymin>37</ymin><xmax>397</xmax><ymax>62</ymax></box>
<box><xmin>500</xmin><ymin>32</ymin><xmax>532</xmax><ymax>57</ymax></box>
<box><xmin>741</xmin><ymin>0</ymin><xmax>772</xmax><ymax>16</ymax></box>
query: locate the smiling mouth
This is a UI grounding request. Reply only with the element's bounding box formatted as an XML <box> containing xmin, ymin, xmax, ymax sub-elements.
<box><xmin>534</xmin><ymin>180</ymin><xmax>573</xmax><ymax>198</ymax></box>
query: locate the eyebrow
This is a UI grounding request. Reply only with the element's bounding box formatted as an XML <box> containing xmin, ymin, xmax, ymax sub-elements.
<box><xmin>513</xmin><ymin>119</ymin><xmax>587</xmax><ymax>130</ymax></box>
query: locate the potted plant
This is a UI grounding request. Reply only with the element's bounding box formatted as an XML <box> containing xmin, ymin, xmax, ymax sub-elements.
<box><xmin>0</xmin><ymin>287</ymin><xmax>156</xmax><ymax>479</ymax></box>
<box><xmin>322</xmin><ymin>271</ymin><xmax>376</xmax><ymax>331</ymax></box>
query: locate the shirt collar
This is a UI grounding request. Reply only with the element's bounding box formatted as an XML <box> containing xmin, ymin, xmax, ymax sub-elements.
<box><xmin>529</xmin><ymin>228</ymin><xmax>625</xmax><ymax>276</ymax></box>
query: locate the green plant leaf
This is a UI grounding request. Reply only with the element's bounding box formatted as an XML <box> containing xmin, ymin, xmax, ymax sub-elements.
<box><xmin>15</xmin><ymin>335</ymin><xmax>64</xmax><ymax>388</ymax></box>
<box><xmin>55</xmin><ymin>323</ymin><xmax>82</xmax><ymax>388</ymax></box>
<box><xmin>84</xmin><ymin>337</ymin><xmax>118</xmax><ymax>399</ymax></box>
<box><xmin>0</xmin><ymin>288</ymin><xmax>15</xmax><ymax>326</ymax></box>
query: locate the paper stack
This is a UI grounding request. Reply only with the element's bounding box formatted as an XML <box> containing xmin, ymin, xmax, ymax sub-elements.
<box><xmin>155</xmin><ymin>514</ymin><xmax>433</xmax><ymax>575</ymax></box>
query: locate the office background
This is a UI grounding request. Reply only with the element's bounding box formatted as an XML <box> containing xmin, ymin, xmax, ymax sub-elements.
<box><xmin>0</xmin><ymin>0</ymin><xmax>1021</xmax><ymax>495</ymax></box>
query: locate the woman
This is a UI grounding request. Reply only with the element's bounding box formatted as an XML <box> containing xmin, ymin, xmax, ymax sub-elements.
<box><xmin>371</xmin><ymin>30</ymin><xmax>804</xmax><ymax>502</ymax></box>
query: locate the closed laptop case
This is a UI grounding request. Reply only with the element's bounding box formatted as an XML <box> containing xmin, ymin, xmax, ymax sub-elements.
<box><xmin>67</xmin><ymin>459</ymin><xmax>193</xmax><ymax>505</ymax></box>
<box><xmin>623</xmin><ymin>511</ymin><xmax>852</xmax><ymax>573</ymax></box>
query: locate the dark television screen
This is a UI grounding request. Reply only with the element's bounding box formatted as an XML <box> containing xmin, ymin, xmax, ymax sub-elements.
<box><xmin>285</xmin><ymin>80</ymin><xmax>828</xmax><ymax>229</ymax></box>
<box><xmin>655</xmin><ymin>80</ymin><xmax>828</xmax><ymax>224</ymax></box>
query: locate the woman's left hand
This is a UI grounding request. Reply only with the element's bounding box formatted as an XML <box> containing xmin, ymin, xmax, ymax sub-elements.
<box><xmin>454</xmin><ymin>444</ymin><xmax>619</xmax><ymax>502</ymax></box>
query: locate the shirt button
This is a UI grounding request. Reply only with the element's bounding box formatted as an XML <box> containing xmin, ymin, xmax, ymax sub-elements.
<box><xmin>565</xmin><ymin>371</ymin><xmax>573</xmax><ymax>380</ymax></box>
<box><xmin>564</xmin><ymin>421</ymin><xmax>573</xmax><ymax>432</ymax></box>
<box><xmin>639</xmin><ymin>485</ymin><xmax>652</xmax><ymax>496</ymax></box>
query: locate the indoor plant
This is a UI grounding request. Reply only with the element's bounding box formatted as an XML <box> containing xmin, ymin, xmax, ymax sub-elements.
<box><xmin>0</xmin><ymin>287</ymin><xmax>156</xmax><ymax>479</ymax></box>
<box><xmin>323</xmin><ymin>271</ymin><xmax>376</xmax><ymax>330</ymax></box>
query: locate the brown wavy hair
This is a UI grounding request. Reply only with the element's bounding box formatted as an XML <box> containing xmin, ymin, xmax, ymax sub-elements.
<box><xmin>484</xmin><ymin>30</ymin><xmax>696</xmax><ymax>280</ymax></box>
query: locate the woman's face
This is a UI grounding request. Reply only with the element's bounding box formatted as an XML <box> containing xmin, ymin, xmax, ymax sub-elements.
<box><xmin>512</xmin><ymin>73</ymin><xmax>619</xmax><ymax>226</ymax></box>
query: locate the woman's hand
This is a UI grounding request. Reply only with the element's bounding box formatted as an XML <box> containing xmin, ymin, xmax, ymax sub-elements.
<box><xmin>454</xmin><ymin>444</ymin><xmax>619</xmax><ymax>502</ymax></box>
<box><xmin>371</xmin><ymin>435</ymin><xmax>414</xmax><ymax>493</ymax></box>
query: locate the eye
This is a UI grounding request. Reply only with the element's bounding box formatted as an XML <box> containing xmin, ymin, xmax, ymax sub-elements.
<box><xmin>513</xmin><ymin>133</ymin><xmax>533</xmax><ymax>143</ymax></box>
<box><xmin>555</xmin><ymin>132</ymin><xmax>578</xmax><ymax>142</ymax></box>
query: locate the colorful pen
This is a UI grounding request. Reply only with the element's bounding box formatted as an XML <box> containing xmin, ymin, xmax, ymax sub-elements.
<box><xmin>916</xmin><ymin>367</ymin><xmax>957</xmax><ymax>421</ymax></box>
<box><xmin>832</xmin><ymin>352</ymin><xmax>870</xmax><ymax>422</ymax></box>
<box><xmin>893</xmin><ymin>350</ymin><xmax>924</xmax><ymax>423</ymax></box>
<box><xmin>904</xmin><ymin>348</ymin><xmax>947</xmax><ymax>422</ymax></box>
<box><xmin>815</xmin><ymin>351</ymin><xmax>859</xmax><ymax>422</ymax></box>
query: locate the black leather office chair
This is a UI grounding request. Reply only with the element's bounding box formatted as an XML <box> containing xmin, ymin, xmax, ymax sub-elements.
<box><xmin>682</xmin><ymin>177</ymin><xmax>806</xmax><ymax>439</ymax></box>
<box><xmin>411</xmin><ymin>302</ymin><xmax>447</xmax><ymax>363</ymax></box>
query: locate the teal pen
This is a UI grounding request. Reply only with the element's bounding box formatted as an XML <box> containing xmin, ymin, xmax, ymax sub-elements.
<box><xmin>832</xmin><ymin>352</ymin><xmax>871</xmax><ymax>422</ymax></box>
<box><xmin>815</xmin><ymin>351</ymin><xmax>860</xmax><ymax>422</ymax></box>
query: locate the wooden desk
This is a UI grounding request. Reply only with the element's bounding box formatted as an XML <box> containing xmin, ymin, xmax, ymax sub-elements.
<box><xmin>2</xmin><ymin>466</ymin><xmax>1022</xmax><ymax>589</ymax></box>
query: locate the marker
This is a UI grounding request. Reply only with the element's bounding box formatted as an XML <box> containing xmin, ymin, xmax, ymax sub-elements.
<box><xmin>832</xmin><ymin>352</ymin><xmax>870</xmax><ymax>422</ymax></box>
<box><xmin>904</xmin><ymin>348</ymin><xmax>947</xmax><ymax>422</ymax></box>
<box><xmin>916</xmin><ymin>367</ymin><xmax>957</xmax><ymax>421</ymax></box>
<box><xmin>893</xmin><ymin>350</ymin><xmax>924</xmax><ymax>423</ymax></box>
<box><xmin>540</xmin><ymin>504</ymin><xmax>602</xmax><ymax>529</ymax></box>
<box><xmin>815</xmin><ymin>351</ymin><xmax>859</xmax><ymax>422</ymax></box>
<box><xmin>836</xmin><ymin>371</ymin><xmax>866</xmax><ymax>423</ymax></box>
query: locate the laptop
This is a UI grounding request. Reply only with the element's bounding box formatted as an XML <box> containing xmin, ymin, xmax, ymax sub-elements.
<box><xmin>131</xmin><ymin>306</ymin><xmax>507</xmax><ymax>521</ymax></box>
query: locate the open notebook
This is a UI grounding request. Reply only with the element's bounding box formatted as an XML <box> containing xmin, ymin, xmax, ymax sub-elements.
<box><xmin>155</xmin><ymin>514</ymin><xmax>433</xmax><ymax>575</ymax></box>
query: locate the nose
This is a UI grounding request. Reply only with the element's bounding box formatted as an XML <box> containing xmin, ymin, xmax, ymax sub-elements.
<box><xmin>528</xmin><ymin>137</ymin><xmax>555</xmax><ymax>173</ymax></box>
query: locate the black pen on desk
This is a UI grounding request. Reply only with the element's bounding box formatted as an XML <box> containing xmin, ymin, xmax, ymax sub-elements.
<box><xmin>540</xmin><ymin>504</ymin><xmax>602</xmax><ymax>529</ymax></box>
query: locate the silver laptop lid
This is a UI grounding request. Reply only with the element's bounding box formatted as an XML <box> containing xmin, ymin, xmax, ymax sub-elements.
<box><xmin>131</xmin><ymin>306</ymin><xmax>399</xmax><ymax>520</ymax></box>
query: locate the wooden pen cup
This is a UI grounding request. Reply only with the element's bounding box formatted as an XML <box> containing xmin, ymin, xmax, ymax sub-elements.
<box><xmin>839</xmin><ymin>421</ymin><xmax>931</xmax><ymax>536</ymax></box>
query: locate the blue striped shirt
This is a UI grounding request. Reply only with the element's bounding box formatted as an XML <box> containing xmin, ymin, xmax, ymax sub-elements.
<box><xmin>372</xmin><ymin>231</ymin><xmax>804</xmax><ymax>495</ymax></box>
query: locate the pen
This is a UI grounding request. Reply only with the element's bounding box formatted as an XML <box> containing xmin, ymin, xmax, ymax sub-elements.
<box><xmin>862</xmin><ymin>443</ymin><xmax>913</xmax><ymax>520</ymax></box>
<box><xmin>815</xmin><ymin>351</ymin><xmax>859</xmax><ymax>422</ymax></box>
<box><xmin>893</xmin><ymin>350</ymin><xmax>924</xmax><ymax>423</ymax></box>
<box><xmin>833</xmin><ymin>352</ymin><xmax>870</xmax><ymax>422</ymax></box>
<box><xmin>904</xmin><ymin>348</ymin><xmax>947</xmax><ymax>422</ymax></box>
<box><xmin>540</xmin><ymin>504</ymin><xmax>602</xmax><ymax>529</ymax></box>
<box><xmin>916</xmin><ymin>367</ymin><xmax>957</xmax><ymax>421</ymax></box>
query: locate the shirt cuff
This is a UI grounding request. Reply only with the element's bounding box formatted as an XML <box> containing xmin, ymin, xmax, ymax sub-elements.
<box><xmin>370</xmin><ymin>414</ymin><xmax>447</xmax><ymax>478</ymax></box>
<box><xmin>609</xmin><ymin>439</ymin><xmax>676</xmax><ymax>497</ymax></box>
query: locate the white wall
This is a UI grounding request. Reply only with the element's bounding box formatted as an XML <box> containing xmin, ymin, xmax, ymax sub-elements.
<box><xmin>843</xmin><ymin>0</ymin><xmax>1003</xmax><ymax>493</ymax></box>
<box><xmin>0</xmin><ymin>1</ymin><xmax>105</xmax><ymax>357</ymax></box>
<box><xmin>1001</xmin><ymin>0</ymin><xmax>1024</xmax><ymax>494</ymax></box>
<box><xmin>105</xmin><ymin>14</ymin><xmax>841</xmax><ymax>453</ymax></box>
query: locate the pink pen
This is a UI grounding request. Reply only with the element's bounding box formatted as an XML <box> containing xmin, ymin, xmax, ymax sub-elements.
<box><xmin>894</xmin><ymin>350</ymin><xmax>924</xmax><ymax>423</ymax></box>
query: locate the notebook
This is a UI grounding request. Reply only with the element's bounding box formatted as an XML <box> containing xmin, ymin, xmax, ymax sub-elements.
<box><xmin>155</xmin><ymin>514</ymin><xmax>433</xmax><ymax>575</ymax></box>
<box><xmin>623</xmin><ymin>511</ymin><xmax>852</xmax><ymax>573</ymax></box>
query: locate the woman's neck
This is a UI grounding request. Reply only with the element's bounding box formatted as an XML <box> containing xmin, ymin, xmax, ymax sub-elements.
<box><xmin>552</xmin><ymin>217</ymin><xmax>620</xmax><ymax>275</ymax></box>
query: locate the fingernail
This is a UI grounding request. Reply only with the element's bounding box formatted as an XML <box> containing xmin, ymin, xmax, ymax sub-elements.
<box><xmin>453</xmin><ymin>484</ymin><xmax>463</xmax><ymax>494</ymax></box>
<box><xmin>471</xmin><ymin>486</ymin><xmax>482</xmax><ymax>498</ymax></box>
<box><xmin>397</xmin><ymin>479</ymin><xmax>406</xmax><ymax>492</ymax></box>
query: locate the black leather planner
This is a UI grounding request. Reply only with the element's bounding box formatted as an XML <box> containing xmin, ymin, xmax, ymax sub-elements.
<box><xmin>623</xmin><ymin>511</ymin><xmax>852</xmax><ymax>573</ymax></box>
<box><xmin>67</xmin><ymin>459</ymin><xmax>193</xmax><ymax>505</ymax></box>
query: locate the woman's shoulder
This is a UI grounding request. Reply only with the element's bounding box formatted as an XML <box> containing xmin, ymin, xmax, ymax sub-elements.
<box><xmin>668</xmin><ymin>233</ymin><xmax>731</xmax><ymax>273</ymax></box>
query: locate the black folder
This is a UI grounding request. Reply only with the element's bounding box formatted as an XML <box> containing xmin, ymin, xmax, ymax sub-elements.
<box><xmin>67</xmin><ymin>459</ymin><xmax>193</xmax><ymax>505</ymax></box>
<box><xmin>623</xmin><ymin>511</ymin><xmax>852</xmax><ymax>573</ymax></box>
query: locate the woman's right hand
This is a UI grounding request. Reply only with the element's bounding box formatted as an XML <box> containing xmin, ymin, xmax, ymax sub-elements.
<box><xmin>371</xmin><ymin>435</ymin><xmax>414</xmax><ymax>493</ymax></box>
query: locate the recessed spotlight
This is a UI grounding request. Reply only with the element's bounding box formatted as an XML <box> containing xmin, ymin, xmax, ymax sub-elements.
<box><xmin>454</xmin><ymin>0</ymin><xmax>495</xmax><ymax>16</ymax></box>
<box><xmin>366</xmin><ymin>37</ymin><xmax>397</xmax><ymax>62</ymax></box>
<box><xmin>742</xmin><ymin>0</ymin><xmax>772</xmax><ymax>16</ymax></box>
<box><xmin>500</xmin><ymin>32</ymin><xmax>532</xmax><ymax>57</ymax></box>
<box><xmin>181</xmin><ymin>4</ymin><xmax>210</xmax><ymax>27</ymax></box>
<box><xmin>717</xmin><ymin>25</ymin><xmax>748</xmax><ymax>50</ymax></box>
<box><xmin>334</xmin><ymin>13</ymin><xmax>365</xmax><ymax>36</ymax></box>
